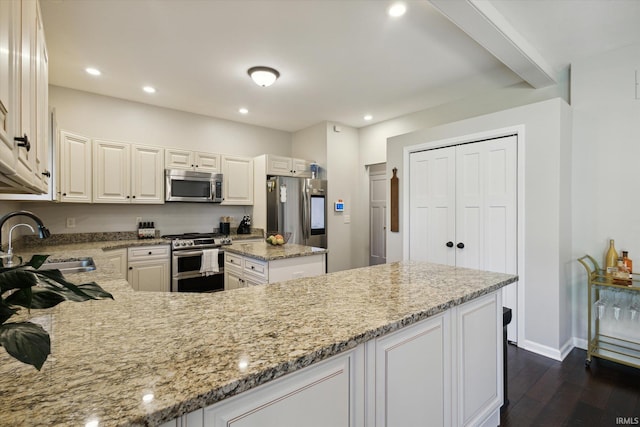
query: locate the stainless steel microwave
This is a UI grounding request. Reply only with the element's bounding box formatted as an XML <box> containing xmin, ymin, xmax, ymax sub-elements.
<box><xmin>165</xmin><ymin>169</ymin><xmax>223</xmax><ymax>203</ymax></box>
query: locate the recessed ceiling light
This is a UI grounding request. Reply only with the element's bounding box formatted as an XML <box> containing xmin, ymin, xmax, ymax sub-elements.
<box><xmin>239</xmin><ymin>107</ymin><xmax>249</xmax><ymax>114</ymax></box>
<box><xmin>142</xmin><ymin>86</ymin><xmax>156</xmax><ymax>94</ymax></box>
<box><xmin>85</xmin><ymin>67</ymin><xmax>101</xmax><ymax>76</ymax></box>
<box><xmin>388</xmin><ymin>2</ymin><xmax>407</xmax><ymax>17</ymax></box>
<box><xmin>364</xmin><ymin>115</ymin><xmax>373</xmax><ymax>121</ymax></box>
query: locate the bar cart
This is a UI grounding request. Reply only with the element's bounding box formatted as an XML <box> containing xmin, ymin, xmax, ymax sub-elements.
<box><xmin>577</xmin><ymin>255</ymin><xmax>640</xmax><ymax>369</ymax></box>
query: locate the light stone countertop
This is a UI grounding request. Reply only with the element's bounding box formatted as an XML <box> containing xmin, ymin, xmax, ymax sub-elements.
<box><xmin>224</xmin><ymin>241</ymin><xmax>328</xmax><ymax>261</ymax></box>
<box><xmin>0</xmin><ymin>240</ymin><xmax>517</xmax><ymax>426</ymax></box>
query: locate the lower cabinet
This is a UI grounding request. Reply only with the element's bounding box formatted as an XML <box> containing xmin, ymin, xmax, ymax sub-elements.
<box><xmin>103</xmin><ymin>248</ymin><xmax>127</xmax><ymax>280</ymax></box>
<box><xmin>127</xmin><ymin>245</ymin><xmax>170</xmax><ymax>292</ymax></box>
<box><xmin>162</xmin><ymin>291</ymin><xmax>502</xmax><ymax>427</ymax></box>
<box><xmin>224</xmin><ymin>252</ymin><xmax>326</xmax><ymax>290</ymax></box>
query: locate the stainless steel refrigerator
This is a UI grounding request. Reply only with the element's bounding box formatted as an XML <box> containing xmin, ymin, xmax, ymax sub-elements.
<box><xmin>266</xmin><ymin>176</ymin><xmax>327</xmax><ymax>248</ymax></box>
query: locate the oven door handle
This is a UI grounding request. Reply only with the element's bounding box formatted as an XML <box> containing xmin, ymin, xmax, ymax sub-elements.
<box><xmin>173</xmin><ymin>250</ymin><xmax>204</xmax><ymax>257</ymax></box>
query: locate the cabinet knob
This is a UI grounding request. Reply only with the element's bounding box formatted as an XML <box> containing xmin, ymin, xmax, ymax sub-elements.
<box><xmin>132</xmin><ymin>195</ymin><xmax>136</xmax><ymax>198</ymax></box>
<box><xmin>251</xmin><ymin>265</ymin><xmax>255</xmax><ymax>269</ymax></box>
<box><xmin>14</xmin><ymin>134</ymin><xmax>31</xmax><ymax>152</ymax></box>
<box><xmin>446</xmin><ymin>241</ymin><xmax>454</xmax><ymax>248</ymax></box>
<box><xmin>457</xmin><ymin>242</ymin><xmax>465</xmax><ymax>249</ymax></box>
<box><xmin>62</xmin><ymin>193</ymin><xmax>67</xmax><ymax>196</ymax></box>
<box><xmin>126</xmin><ymin>195</ymin><xmax>130</xmax><ymax>199</ymax></box>
<box><xmin>129</xmin><ymin>266</ymin><xmax>133</xmax><ymax>270</ymax></box>
<box><xmin>148</xmin><ymin>251</ymin><xmax>152</xmax><ymax>255</ymax></box>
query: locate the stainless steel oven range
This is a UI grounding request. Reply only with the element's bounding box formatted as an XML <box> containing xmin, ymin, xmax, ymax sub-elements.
<box><xmin>163</xmin><ymin>233</ymin><xmax>232</xmax><ymax>292</ymax></box>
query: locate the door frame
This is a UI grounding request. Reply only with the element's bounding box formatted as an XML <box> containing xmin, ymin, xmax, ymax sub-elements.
<box><xmin>368</xmin><ymin>163</ymin><xmax>386</xmax><ymax>265</ymax></box>
<box><xmin>402</xmin><ymin>125</ymin><xmax>526</xmax><ymax>346</ymax></box>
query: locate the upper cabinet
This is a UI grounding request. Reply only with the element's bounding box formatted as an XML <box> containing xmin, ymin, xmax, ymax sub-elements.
<box><xmin>165</xmin><ymin>148</ymin><xmax>220</xmax><ymax>172</ymax></box>
<box><xmin>221</xmin><ymin>155</ymin><xmax>253</xmax><ymax>205</ymax></box>
<box><xmin>0</xmin><ymin>0</ymin><xmax>50</xmax><ymax>194</ymax></box>
<box><xmin>266</xmin><ymin>154</ymin><xmax>311</xmax><ymax>177</ymax></box>
<box><xmin>93</xmin><ymin>140</ymin><xmax>164</xmax><ymax>204</ymax></box>
<box><xmin>58</xmin><ymin>130</ymin><xmax>91</xmax><ymax>203</ymax></box>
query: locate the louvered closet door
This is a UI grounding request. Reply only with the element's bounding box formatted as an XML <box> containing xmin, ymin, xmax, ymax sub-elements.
<box><xmin>409</xmin><ymin>135</ymin><xmax>517</xmax><ymax>340</ymax></box>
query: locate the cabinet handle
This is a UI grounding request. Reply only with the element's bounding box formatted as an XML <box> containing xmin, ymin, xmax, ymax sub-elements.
<box><xmin>132</xmin><ymin>195</ymin><xmax>136</xmax><ymax>198</ymax></box>
<box><xmin>457</xmin><ymin>242</ymin><xmax>465</xmax><ymax>249</ymax></box>
<box><xmin>14</xmin><ymin>134</ymin><xmax>31</xmax><ymax>152</ymax></box>
<box><xmin>41</xmin><ymin>171</ymin><xmax>51</xmax><ymax>178</ymax></box>
<box><xmin>128</xmin><ymin>266</ymin><xmax>133</xmax><ymax>270</ymax></box>
<box><xmin>250</xmin><ymin>265</ymin><xmax>255</xmax><ymax>269</ymax></box>
<box><xmin>126</xmin><ymin>195</ymin><xmax>130</xmax><ymax>199</ymax></box>
<box><xmin>446</xmin><ymin>241</ymin><xmax>454</xmax><ymax>248</ymax></box>
<box><xmin>62</xmin><ymin>193</ymin><xmax>67</xmax><ymax>196</ymax></box>
<box><xmin>148</xmin><ymin>251</ymin><xmax>152</xmax><ymax>255</ymax></box>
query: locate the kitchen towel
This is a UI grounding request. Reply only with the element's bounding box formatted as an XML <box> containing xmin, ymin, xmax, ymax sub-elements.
<box><xmin>200</xmin><ymin>248</ymin><xmax>219</xmax><ymax>276</ymax></box>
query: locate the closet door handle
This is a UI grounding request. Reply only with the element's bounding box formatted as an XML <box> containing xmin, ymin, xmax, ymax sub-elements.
<box><xmin>457</xmin><ymin>242</ymin><xmax>465</xmax><ymax>249</ymax></box>
<box><xmin>446</xmin><ymin>241</ymin><xmax>454</xmax><ymax>248</ymax></box>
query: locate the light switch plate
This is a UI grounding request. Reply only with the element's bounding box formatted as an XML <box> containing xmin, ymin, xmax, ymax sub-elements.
<box><xmin>344</xmin><ymin>215</ymin><xmax>351</xmax><ymax>224</ymax></box>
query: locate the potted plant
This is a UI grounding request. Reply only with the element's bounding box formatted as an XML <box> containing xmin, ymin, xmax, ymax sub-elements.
<box><xmin>0</xmin><ymin>255</ymin><xmax>113</xmax><ymax>370</ymax></box>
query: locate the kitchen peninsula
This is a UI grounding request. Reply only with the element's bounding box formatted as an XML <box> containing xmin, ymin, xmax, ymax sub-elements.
<box><xmin>0</xmin><ymin>241</ymin><xmax>517</xmax><ymax>427</ymax></box>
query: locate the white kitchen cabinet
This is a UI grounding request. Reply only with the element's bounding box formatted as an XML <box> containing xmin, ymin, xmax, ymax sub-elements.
<box><xmin>103</xmin><ymin>248</ymin><xmax>127</xmax><ymax>280</ymax></box>
<box><xmin>165</xmin><ymin>148</ymin><xmax>220</xmax><ymax>172</ymax></box>
<box><xmin>58</xmin><ymin>130</ymin><xmax>92</xmax><ymax>203</ymax></box>
<box><xmin>93</xmin><ymin>140</ymin><xmax>164</xmax><ymax>204</ymax></box>
<box><xmin>409</xmin><ymin>135</ymin><xmax>518</xmax><ymax>341</ymax></box>
<box><xmin>221</xmin><ymin>155</ymin><xmax>253</xmax><ymax>205</ymax></box>
<box><xmin>265</xmin><ymin>154</ymin><xmax>311</xmax><ymax>177</ymax></box>
<box><xmin>0</xmin><ymin>0</ymin><xmax>49</xmax><ymax>194</ymax></box>
<box><xmin>203</xmin><ymin>347</ymin><xmax>363</xmax><ymax>427</ymax></box>
<box><xmin>224</xmin><ymin>252</ymin><xmax>326</xmax><ymax>290</ymax></box>
<box><xmin>372</xmin><ymin>312</ymin><xmax>450</xmax><ymax>427</ymax></box>
<box><xmin>224</xmin><ymin>252</ymin><xmax>267</xmax><ymax>290</ymax></box>
<box><xmin>127</xmin><ymin>245</ymin><xmax>170</xmax><ymax>292</ymax></box>
<box><xmin>453</xmin><ymin>291</ymin><xmax>503</xmax><ymax>427</ymax></box>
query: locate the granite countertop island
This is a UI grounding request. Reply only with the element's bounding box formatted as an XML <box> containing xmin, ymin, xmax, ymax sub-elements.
<box><xmin>0</xmin><ymin>240</ymin><xmax>517</xmax><ymax>426</ymax></box>
<box><xmin>224</xmin><ymin>241</ymin><xmax>328</xmax><ymax>261</ymax></box>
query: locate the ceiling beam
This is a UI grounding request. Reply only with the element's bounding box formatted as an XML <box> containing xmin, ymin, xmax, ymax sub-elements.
<box><xmin>428</xmin><ymin>0</ymin><xmax>557</xmax><ymax>88</ymax></box>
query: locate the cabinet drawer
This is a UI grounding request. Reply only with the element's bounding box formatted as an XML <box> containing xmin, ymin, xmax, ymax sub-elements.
<box><xmin>225</xmin><ymin>252</ymin><xmax>243</xmax><ymax>268</ymax></box>
<box><xmin>128</xmin><ymin>245</ymin><xmax>170</xmax><ymax>261</ymax></box>
<box><xmin>244</xmin><ymin>258</ymin><xmax>267</xmax><ymax>279</ymax></box>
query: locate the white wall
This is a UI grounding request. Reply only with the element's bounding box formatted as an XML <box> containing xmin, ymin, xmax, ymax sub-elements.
<box><xmin>0</xmin><ymin>201</ymin><xmax>23</xmax><ymax>249</ymax></box>
<box><xmin>570</xmin><ymin>43</ymin><xmax>640</xmax><ymax>345</ymax></box>
<box><xmin>292</xmin><ymin>122</ymin><xmax>327</xmax><ymax>178</ymax></box>
<box><xmin>387</xmin><ymin>98</ymin><xmax>573</xmax><ymax>360</ymax></box>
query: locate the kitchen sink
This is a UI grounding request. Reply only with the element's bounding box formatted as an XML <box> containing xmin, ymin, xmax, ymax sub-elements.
<box><xmin>39</xmin><ymin>257</ymin><xmax>96</xmax><ymax>274</ymax></box>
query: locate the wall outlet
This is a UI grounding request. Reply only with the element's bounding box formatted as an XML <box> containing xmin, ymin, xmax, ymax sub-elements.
<box><xmin>66</xmin><ymin>217</ymin><xmax>76</xmax><ymax>228</ymax></box>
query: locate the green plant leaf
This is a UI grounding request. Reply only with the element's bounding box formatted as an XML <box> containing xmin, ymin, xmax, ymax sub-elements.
<box><xmin>0</xmin><ymin>303</ymin><xmax>17</xmax><ymax>324</ymax></box>
<box><xmin>0</xmin><ymin>322</ymin><xmax>50</xmax><ymax>370</ymax></box>
<box><xmin>74</xmin><ymin>282</ymin><xmax>114</xmax><ymax>300</ymax></box>
<box><xmin>0</xmin><ymin>269</ymin><xmax>39</xmax><ymax>293</ymax></box>
<box><xmin>25</xmin><ymin>255</ymin><xmax>50</xmax><ymax>270</ymax></box>
<box><xmin>5</xmin><ymin>288</ymin><xmax>66</xmax><ymax>309</ymax></box>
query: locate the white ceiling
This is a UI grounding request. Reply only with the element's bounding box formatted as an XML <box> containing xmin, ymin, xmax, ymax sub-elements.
<box><xmin>40</xmin><ymin>0</ymin><xmax>640</xmax><ymax>133</ymax></box>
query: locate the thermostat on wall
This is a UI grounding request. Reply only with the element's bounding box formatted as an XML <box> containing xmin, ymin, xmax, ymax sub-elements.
<box><xmin>334</xmin><ymin>199</ymin><xmax>345</xmax><ymax>212</ymax></box>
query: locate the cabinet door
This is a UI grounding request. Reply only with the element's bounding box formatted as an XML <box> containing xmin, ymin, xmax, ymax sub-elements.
<box><xmin>33</xmin><ymin>3</ymin><xmax>48</xmax><ymax>191</ymax></box>
<box><xmin>104</xmin><ymin>248</ymin><xmax>127</xmax><ymax>280</ymax></box>
<box><xmin>14</xmin><ymin>0</ymin><xmax>38</xmax><ymax>189</ymax></box>
<box><xmin>205</xmin><ymin>349</ymin><xmax>358</xmax><ymax>427</ymax></box>
<box><xmin>128</xmin><ymin>260</ymin><xmax>169</xmax><ymax>292</ymax></box>
<box><xmin>59</xmin><ymin>130</ymin><xmax>91</xmax><ymax>203</ymax></box>
<box><xmin>291</xmin><ymin>158</ymin><xmax>311</xmax><ymax>177</ymax></box>
<box><xmin>131</xmin><ymin>144</ymin><xmax>164</xmax><ymax>204</ymax></box>
<box><xmin>221</xmin><ymin>155</ymin><xmax>253</xmax><ymax>205</ymax></box>
<box><xmin>374</xmin><ymin>313</ymin><xmax>450</xmax><ymax>427</ymax></box>
<box><xmin>194</xmin><ymin>151</ymin><xmax>220</xmax><ymax>172</ymax></box>
<box><xmin>266</xmin><ymin>154</ymin><xmax>292</xmax><ymax>176</ymax></box>
<box><xmin>454</xmin><ymin>292</ymin><xmax>502</xmax><ymax>427</ymax></box>
<box><xmin>93</xmin><ymin>140</ymin><xmax>130</xmax><ymax>203</ymax></box>
<box><xmin>224</xmin><ymin>269</ymin><xmax>244</xmax><ymax>290</ymax></box>
<box><xmin>0</xmin><ymin>0</ymin><xmax>16</xmax><ymax>176</ymax></box>
<box><xmin>165</xmin><ymin>148</ymin><xmax>194</xmax><ymax>170</ymax></box>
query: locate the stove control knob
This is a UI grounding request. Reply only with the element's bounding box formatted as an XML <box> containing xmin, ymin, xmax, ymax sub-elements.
<box><xmin>187</xmin><ymin>241</ymin><xmax>194</xmax><ymax>246</ymax></box>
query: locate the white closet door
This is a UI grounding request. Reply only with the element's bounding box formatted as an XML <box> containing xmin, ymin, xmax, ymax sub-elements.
<box><xmin>409</xmin><ymin>146</ymin><xmax>456</xmax><ymax>266</ymax></box>
<box><xmin>409</xmin><ymin>135</ymin><xmax>518</xmax><ymax>341</ymax></box>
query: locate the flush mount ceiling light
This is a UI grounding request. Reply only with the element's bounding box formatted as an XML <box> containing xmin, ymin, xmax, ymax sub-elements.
<box><xmin>85</xmin><ymin>67</ymin><xmax>101</xmax><ymax>76</ymax></box>
<box><xmin>247</xmin><ymin>66</ymin><xmax>280</xmax><ymax>87</ymax></box>
<box><xmin>364</xmin><ymin>114</ymin><xmax>373</xmax><ymax>121</ymax></box>
<box><xmin>142</xmin><ymin>86</ymin><xmax>156</xmax><ymax>94</ymax></box>
<box><xmin>387</xmin><ymin>2</ymin><xmax>407</xmax><ymax>17</ymax></box>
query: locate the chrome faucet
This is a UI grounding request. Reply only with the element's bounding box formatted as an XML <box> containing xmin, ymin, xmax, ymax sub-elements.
<box><xmin>0</xmin><ymin>210</ymin><xmax>51</xmax><ymax>254</ymax></box>
<box><xmin>4</xmin><ymin>224</ymin><xmax>35</xmax><ymax>267</ymax></box>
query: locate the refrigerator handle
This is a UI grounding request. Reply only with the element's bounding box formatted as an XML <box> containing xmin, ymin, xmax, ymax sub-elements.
<box><xmin>302</xmin><ymin>180</ymin><xmax>310</xmax><ymax>241</ymax></box>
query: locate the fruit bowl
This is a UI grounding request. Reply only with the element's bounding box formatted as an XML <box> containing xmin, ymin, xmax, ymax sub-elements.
<box><xmin>265</xmin><ymin>232</ymin><xmax>291</xmax><ymax>246</ymax></box>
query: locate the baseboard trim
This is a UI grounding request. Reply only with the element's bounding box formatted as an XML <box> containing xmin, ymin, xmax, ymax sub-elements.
<box><xmin>518</xmin><ymin>338</ymin><xmax>574</xmax><ymax>361</ymax></box>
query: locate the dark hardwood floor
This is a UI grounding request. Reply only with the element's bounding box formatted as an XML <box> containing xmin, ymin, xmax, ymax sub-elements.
<box><xmin>500</xmin><ymin>344</ymin><xmax>640</xmax><ymax>426</ymax></box>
